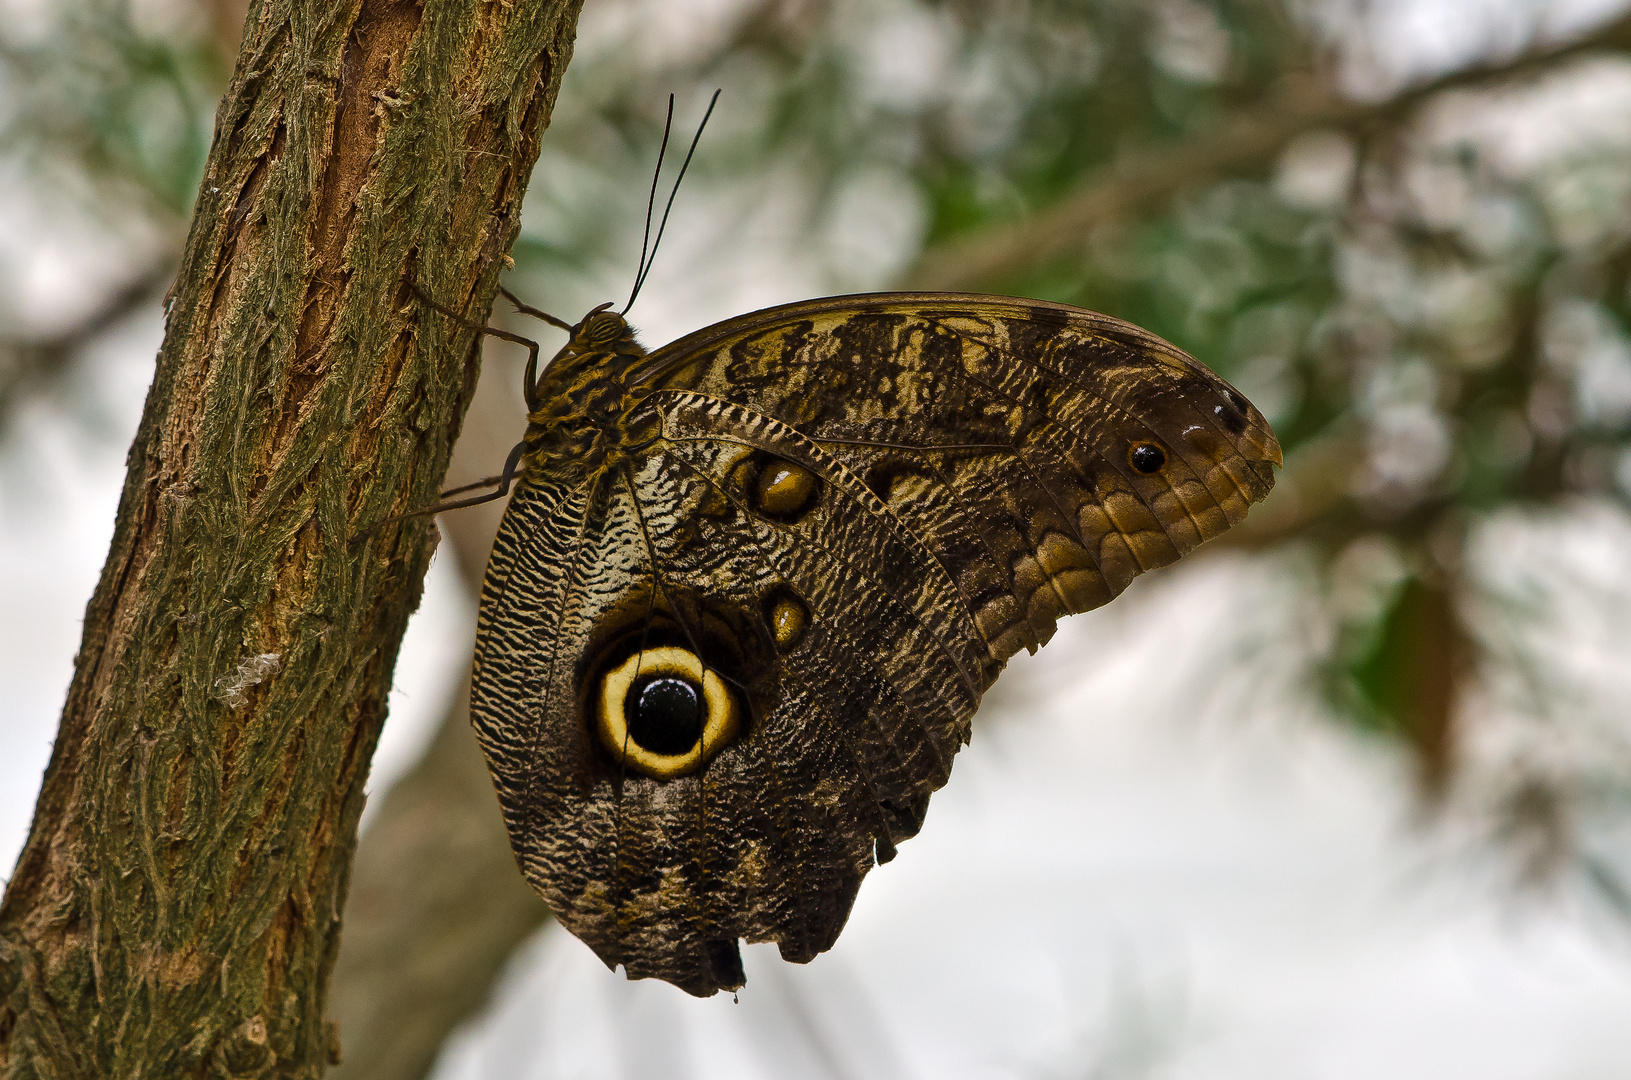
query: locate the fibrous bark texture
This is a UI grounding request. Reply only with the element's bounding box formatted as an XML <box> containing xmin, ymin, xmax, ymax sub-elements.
<box><xmin>326</xmin><ymin>683</ymin><xmax>550</xmax><ymax>1080</ymax></box>
<box><xmin>0</xmin><ymin>0</ymin><xmax>583</xmax><ymax>1076</ymax></box>
<box><xmin>328</xmin><ymin>355</ymin><xmax>550</xmax><ymax>1080</ymax></box>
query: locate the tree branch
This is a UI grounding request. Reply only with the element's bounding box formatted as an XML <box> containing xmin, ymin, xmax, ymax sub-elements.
<box><xmin>908</xmin><ymin>10</ymin><xmax>1631</xmax><ymax>292</ymax></box>
<box><xmin>0</xmin><ymin>255</ymin><xmax>177</xmax><ymax>424</ymax></box>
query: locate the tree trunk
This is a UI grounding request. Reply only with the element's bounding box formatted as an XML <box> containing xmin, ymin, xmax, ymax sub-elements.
<box><xmin>0</xmin><ymin>0</ymin><xmax>584</xmax><ymax>1075</ymax></box>
<box><xmin>326</xmin><ymin>343</ymin><xmax>549</xmax><ymax>1080</ymax></box>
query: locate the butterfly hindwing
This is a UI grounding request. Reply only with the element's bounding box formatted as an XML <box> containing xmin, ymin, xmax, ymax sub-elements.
<box><xmin>472</xmin><ymin>407</ymin><xmax>981</xmax><ymax>993</ymax></box>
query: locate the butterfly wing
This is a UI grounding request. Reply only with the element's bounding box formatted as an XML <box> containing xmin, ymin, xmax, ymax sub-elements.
<box><xmin>472</xmin><ymin>428</ymin><xmax>981</xmax><ymax>996</ymax></box>
<box><xmin>643</xmin><ymin>292</ymin><xmax>1281</xmax><ymax>665</ymax></box>
<box><xmin>469</xmin><ymin>292</ymin><xmax>1281</xmax><ymax>997</ymax></box>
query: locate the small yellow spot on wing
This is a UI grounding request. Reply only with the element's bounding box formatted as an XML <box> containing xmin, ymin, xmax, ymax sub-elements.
<box><xmin>755</xmin><ymin>459</ymin><xmax>821</xmax><ymax>521</ymax></box>
<box><xmin>768</xmin><ymin>594</ymin><xmax>809</xmax><ymax>651</ymax></box>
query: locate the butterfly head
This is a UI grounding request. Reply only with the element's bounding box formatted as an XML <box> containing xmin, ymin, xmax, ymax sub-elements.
<box><xmin>537</xmin><ymin>303</ymin><xmax>649</xmax><ymax>392</ymax></box>
<box><xmin>575</xmin><ymin>303</ymin><xmax>633</xmax><ymax>349</ymax></box>
<box><xmin>559</xmin><ymin>302</ymin><xmax>640</xmax><ymax>357</ymax></box>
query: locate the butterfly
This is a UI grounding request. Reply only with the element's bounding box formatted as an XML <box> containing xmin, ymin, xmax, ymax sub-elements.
<box><xmin>398</xmin><ymin>97</ymin><xmax>1281</xmax><ymax>997</ymax></box>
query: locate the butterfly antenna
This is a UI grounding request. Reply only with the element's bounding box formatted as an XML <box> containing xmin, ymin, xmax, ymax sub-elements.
<box><xmin>622</xmin><ymin>88</ymin><xmax>721</xmax><ymax>315</ymax></box>
<box><xmin>624</xmin><ymin>95</ymin><xmax>676</xmax><ymax>314</ymax></box>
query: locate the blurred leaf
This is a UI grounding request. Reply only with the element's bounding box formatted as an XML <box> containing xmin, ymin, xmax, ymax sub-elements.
<box><xmin>1343</xmin><ymin>570</ymin><xmax>1462</xmax><ymax>788</ymax></box>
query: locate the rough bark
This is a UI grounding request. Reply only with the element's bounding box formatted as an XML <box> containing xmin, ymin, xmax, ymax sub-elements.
<box><xmin>0</xmin><ymin>0</ymin><xmax>583</xmax><ymax>1076</ymax></box>
<box><xmin>327</xmin><ymin>341</ymin><xmax>549</xmax><ymax>1080</ymax></box>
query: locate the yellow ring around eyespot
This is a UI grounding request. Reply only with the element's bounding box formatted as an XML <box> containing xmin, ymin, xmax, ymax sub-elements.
<box><xmin>595</xmin><ymin>645</ymin><xmax>739</xmax><ymax>780</ymax></box>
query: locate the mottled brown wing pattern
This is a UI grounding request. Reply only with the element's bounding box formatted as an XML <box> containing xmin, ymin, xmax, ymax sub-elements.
<box><xmin>472</xmin><ymin>407</ymin><xmax>986</xmax><ymax>995</ymax></box>
<box><xmin>645</xmin><ymin>294</ymin><xmax>1279</xmax><ymax>665</ymax></box>
<box><xmin>467</xmin><ymin>291</ymin><xmax>1280</xmax><ymax>998</ymax></box>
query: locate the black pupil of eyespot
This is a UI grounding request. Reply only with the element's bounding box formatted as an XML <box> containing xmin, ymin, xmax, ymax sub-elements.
<box><xmin>627</xmin><ymin>676</ymin><xmax>704</xmax><ymax>756</ymax></box>
<box><xmin>1130</xmin><ymin>444</ymin><xmax>1166</xmax><ymax>473</ymax></box>
<box><xmin>1224</xmin><ymin>389</ymin><xmax>1248</xmax><ymax>413</ymax></box>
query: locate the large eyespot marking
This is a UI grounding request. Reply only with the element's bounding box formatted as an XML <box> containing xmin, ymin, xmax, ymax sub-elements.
<box><xmin>742</xmin><ymin>455</ymin><xmax>821</xmax><ymax>522</ymax></box>
<box><xmin>1129</xmin><ymin>442</ymin><xmax>1167</xmax><ymax>474</ymax></box>
<box><xmin>1223</xmin><ymin>387</ymin><xmax>1250</xmax><ymax>414</ymax></box>
<box><xmin>762</xmin><ymin>588</ymin><xmax>809</xmax><ymax>652</ymax></box>
<box><xmin>596</xmin><ymin>646</ymin><xmax>740</xmax><ymax>779</ymax></box>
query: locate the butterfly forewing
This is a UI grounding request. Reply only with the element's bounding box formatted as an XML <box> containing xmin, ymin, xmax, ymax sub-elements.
<box><xmin>466</xmin><ymin>291</ymin><xmax>1281</xmax><ymax>997</ymax></box>
<box><xmin>647</xmin><ymin>294</ymin><xmax>1279</xmax><ymax>664</ymax></box>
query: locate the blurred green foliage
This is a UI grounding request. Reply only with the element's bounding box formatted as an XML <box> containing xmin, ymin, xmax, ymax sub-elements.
<box><xmin>1</xmin><ymin>0</ymin><xmax>222</xmax><ymax>218</ymax></box>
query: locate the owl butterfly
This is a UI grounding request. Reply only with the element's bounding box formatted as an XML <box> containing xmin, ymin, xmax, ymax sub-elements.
<box><xmin>412</xmin><ymin>102</ymin><xmax>1280</xmax><ymax>997</ymax></box>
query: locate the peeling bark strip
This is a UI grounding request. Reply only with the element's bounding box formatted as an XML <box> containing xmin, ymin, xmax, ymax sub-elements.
<box><xmin>0</xmin><ymin>0</ymin><xmax>583</xmax><ymax>1076</ymax></box>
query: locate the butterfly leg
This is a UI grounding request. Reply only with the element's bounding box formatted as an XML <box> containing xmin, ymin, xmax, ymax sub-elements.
<box><xmin>440</xmin><ymin>474</ymin><xmax>509</xmax><ymax>498</ymax></box>
<box><xmin>350</xmin><ymin>438</ymin><xmax>528</xmax><ymax>542</ymax></box>
<box><xmin>412</xmin><ymin>282</ymin><xmax>551</xmax><ymax>412</ymax></box>
<box><xmin>498</xmin><ymin>286</ymin><xmax>574</xmax><ymax>332</ymax></box>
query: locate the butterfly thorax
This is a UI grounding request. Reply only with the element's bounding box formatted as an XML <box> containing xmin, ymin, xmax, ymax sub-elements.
<box><xmin>521</xmin><ymin>309</ymin><xmax>659</xmax><ymax>484</ymax></box>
